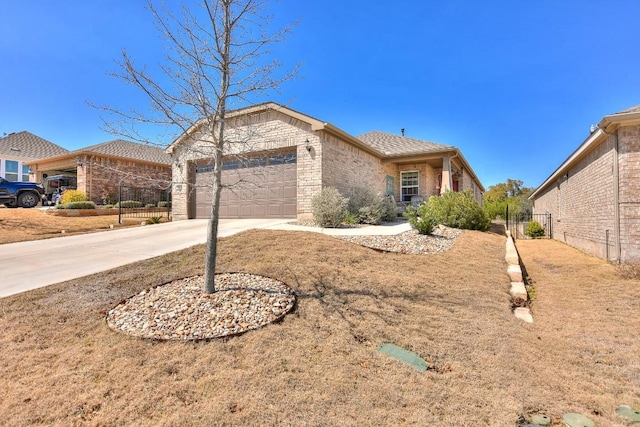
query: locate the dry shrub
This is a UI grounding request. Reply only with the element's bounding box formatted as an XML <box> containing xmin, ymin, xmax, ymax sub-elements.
<box><xmin>617</xmin><ymin>263</ymin><xmax>640</xmax><ymax>280</ymax></box>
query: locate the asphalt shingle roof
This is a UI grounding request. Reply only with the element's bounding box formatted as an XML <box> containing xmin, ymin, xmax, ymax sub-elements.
<box><xmin>0</xmin><ymin>131</ymin><xmax>68</xmax><ymax>159</ymax></box>
<box><xmin>357</xmin><ymin>131</ymin><xmax>455</xmax><ymax>157</ymax></box>
<box><xmin>73</xmin><ymin>140</ymin><xmax>171</xmax><ymax>165</ymax></box>
<box><xmin>611</xmin><ymin>105</ymin><xmax>640</xmax><ymax>115</ymax></box>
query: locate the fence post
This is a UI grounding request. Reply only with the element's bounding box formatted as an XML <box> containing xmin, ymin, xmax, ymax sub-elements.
<box><xmin>118</xmin><ymin>182</ymin><xmax>123</xmax><ymax>225</ymax></box>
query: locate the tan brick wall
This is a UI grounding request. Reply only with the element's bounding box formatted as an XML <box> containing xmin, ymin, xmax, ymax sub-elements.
<box><xmin>77</xmin><ymin>155</ymin><xmax>171</xmax><ymax>205</ymax></box>
<box><xmin>532</xmin><ymin>128</ymin><xmax>640</xmax><ymax>262</ymax></box>
<box><xmin>618</xmin><ymin>124</ymin><xmax>640</xmax><ymax>262</ymax></box>
<box><xmin>321</xmin><ymin>134</ymin><xmax>386</xmax><ymax>197</ymax></box>
<box><xmin>171</xmin><ymin>110</ymin><xmax>320</xmax><ymax>220</ymax></box>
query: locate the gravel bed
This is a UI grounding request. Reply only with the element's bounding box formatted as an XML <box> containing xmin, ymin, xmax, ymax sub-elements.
<box><xmin>334</xmin><ymin>226</ymin><xmax>463</xmax><ymax>254</ymax></box>
<box><xmin>106</xmin><ymin>273</ymin><xmax>296</xmax><ymax>341</ymax></box>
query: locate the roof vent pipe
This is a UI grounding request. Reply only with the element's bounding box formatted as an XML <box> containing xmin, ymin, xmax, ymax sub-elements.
<box><xmin>401</xmin><ymin>128</ymin><xmax>405</xmax><ymax>136</ymax></box>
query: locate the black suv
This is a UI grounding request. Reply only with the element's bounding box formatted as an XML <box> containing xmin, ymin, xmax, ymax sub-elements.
<box><xmin>0</xmin><ymin>178</ymin><xmax>45</xmax><ymax>208</ymax></box>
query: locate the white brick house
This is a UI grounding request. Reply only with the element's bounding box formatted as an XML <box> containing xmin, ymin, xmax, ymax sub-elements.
<box><xmin>168</xmin><ymin>103</ymin><xmax>484</xmax><ymax>221</ymax></box>
<box><xmin>529</xmin><ymin>105</ymin><xmax>640</xmax><ymax>263</ymax></box>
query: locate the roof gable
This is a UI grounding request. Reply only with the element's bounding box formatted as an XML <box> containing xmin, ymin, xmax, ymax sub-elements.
<box><xmin>0</xmin><ymin>131</ymin><xmax>68</xmax><ymax>159</ymax></box>
<box><xmin>73</xmin><ymin>140</ymin><xmax>171</xmax><ymax>165</ymax></box>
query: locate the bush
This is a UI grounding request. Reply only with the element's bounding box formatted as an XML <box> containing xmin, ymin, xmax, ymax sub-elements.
<box><xmin>145</xmin><ymin>203</ymin><xmax>156</xmax><ymax>208</ymax></box>
<box><xmin>403</xmin><ymin>204</ymin><xmax>437</xmax><ymax>235</ymax></box>
<box><xmin>405</xmin><ymin>190</ymin><xmax>491</xmax><ymax>232</ymax></box>
<box><xmin>312</xmin><ymin>187</ymin><xmax>348</xmax><ymax>228</ymax></box>
<box><xmin>525</xmin><ymin>220</ymin><xmax>545</xmax><ymax>238</ymax></box>
<box><xmin>348</xmin><ymin>187</ymin><xmax>397</xmax><ymax>225</ymax></box>
<box><xmin>157</xmin><ymin>201</ymin><xmax>171</xmax><ymax>208</ymax></box>
<box><xmin>114</xmin><ymin>200</ymin><xmax>142</xmax><ymax>208</ymax></box>
<box><xmin>60</xmin><ymin>190</ymin><xmax>88</xmax><ymax>205</ymax></box>
<box><xmin>58</xmin><ymin>201</ymin><xmax>96</xmax><ymax>210</ymax></box>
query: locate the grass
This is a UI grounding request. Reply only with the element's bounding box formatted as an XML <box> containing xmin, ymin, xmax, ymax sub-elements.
<box><xmin>0</xmin><ymin>211</ymin><xmax>639</xmax><ymax>425</ymax></box>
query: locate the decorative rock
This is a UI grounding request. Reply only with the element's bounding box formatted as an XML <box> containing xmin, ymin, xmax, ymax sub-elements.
<box><xmin>378</xmin><ymin>343</ymin><xmax>429</xmax><ymax>372</ymax></box>
<box><xmin>507</xmin><ymin>264</ymin><xmax>523</xmax><ymax>282</ymax></box>
<box><xmin>334</xmin><ymin>227</ymin><xmax>462</xmax><ymax>255</ymax></box>
<box><xmin>562</xmin><ymin>412</ymin><xmax>594</xmax><ymax>427</ymax></box>
<box><xmin>514</xmin><ymin>307</ymin><xmax>533</xmax><ymax>323</ymax></box>
<box><xmin>510</xmin><ymin>282</ymin><xmax>528</xmax><ymax>301</ymax></box>
<box><xmin>616</xmin><ymin>405</ymin><xmax>640</xmax><ymax>422</ymax></box>
<box><xmin>531</xmin><ymin>413</ymin><xmax>551</xmax><ymax>425</ymax></box>
<box><xmin>105</xmin><ymin>273</ymin><xmax>296</xmax><ymax>340</ymax></box>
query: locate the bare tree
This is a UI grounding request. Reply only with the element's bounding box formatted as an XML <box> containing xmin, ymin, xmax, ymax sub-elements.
<box><xmin>97</xmin><ymin>0</ymin><xmax>298</xmax><ymax>293</ymax></box>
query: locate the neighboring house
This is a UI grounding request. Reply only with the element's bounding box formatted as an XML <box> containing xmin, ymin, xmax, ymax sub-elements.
<box><xmin>0</xmin><ymin>131</ymin><xmax>68</xmax><ymax>182</ymax></box>
<box><xmin>27</xmin><ymin>139</ymin><xmax>172</xmax><ymax>204</ymax></box>
<box><xmin>529</xmin><ymin>105</ymin><xmax>640</xmax><ymax>263</ymax></box>
<box><xmin>168</xmin><ymin>102</ymin><xmax>484</xmax><ymax>221</ymax></box>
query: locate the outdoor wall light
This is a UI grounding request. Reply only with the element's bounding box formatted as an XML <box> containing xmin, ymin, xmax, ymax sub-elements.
<box><xmin>76</xmin><ymin>158</ymin><xmax>85</xmax><ymax>167</ymax></box>
<box><xmin>304</xmin><ymin>139</ymin><xmax>312</xmax><ymax>152</ymax></box>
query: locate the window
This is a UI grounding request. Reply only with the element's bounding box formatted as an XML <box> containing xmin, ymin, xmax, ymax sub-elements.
<box><xmin>22</xmin><ymin>164</ymin><xmax>30</xmax><ymax>182</ymax></box>
<box><xmin>5</xmin><ymin>160</ymin><xmax>18</xmax><ymax>182</ymax></box>
<box><xmin>401</xmin><ymin>171</ymin><xmax>419</xmax><ymax>202</ymax></box>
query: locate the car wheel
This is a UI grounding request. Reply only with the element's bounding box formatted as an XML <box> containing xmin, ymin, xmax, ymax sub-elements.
<box><xmin>18</xmin><ymin>192</ymin><xmax>40</xmax><ymax>208</ymax></box>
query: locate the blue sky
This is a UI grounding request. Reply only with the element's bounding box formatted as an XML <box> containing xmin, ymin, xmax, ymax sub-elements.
<box><xmin>1</xmin><ymin>1</ymin><xmax>639</xmax><ymax>189</ymax></box>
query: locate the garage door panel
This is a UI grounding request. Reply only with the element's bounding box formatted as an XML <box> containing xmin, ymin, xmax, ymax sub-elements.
<box><xmin>195</xmin><ymin>151</ymin><xmax>297</xmax><ymax>219</ymax></box>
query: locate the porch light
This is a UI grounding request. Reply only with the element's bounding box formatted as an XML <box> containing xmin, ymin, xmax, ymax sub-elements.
<box><xmin>304</xmin><ymin>139</ymin><xmax>312</xmax><ymax>152</ymax></box>
<box><xmin>76</xmin><ymin>158</ymin><xmax>85</xmax><ymax>167</ymax></box>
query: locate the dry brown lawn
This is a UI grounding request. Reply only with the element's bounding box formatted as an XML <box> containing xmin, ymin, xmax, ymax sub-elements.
<box><xmin>0</xmin><ymin>208</ymin><xmax>148</xmax><ymax>244</ymax></box>
<box><xmin>0</xmin><ymin>210</ymin><xmax>638</xmax><ymax>426</ymax></box>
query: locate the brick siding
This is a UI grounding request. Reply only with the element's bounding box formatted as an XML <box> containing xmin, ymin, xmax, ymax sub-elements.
<box><xmin>77</xmin><ymin>155</ymin><xmax>171</xmax><ymax>205</ymax></box>
<box><xmin>533</xmin><ymin>124</ymin><xmax>640</xmax><ymax>263</ymax></box>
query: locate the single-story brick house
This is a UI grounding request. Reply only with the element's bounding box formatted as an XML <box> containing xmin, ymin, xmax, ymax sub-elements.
<box><xmin>168</xmin><ymin>103</ymin><xmax>484</xmax><ymax>221</ymax></box>
<box><xmin>27</xmin><ymin>139</ymin><xmax>171</xmax><ymax>205</ymax></box>
<box><xmin>0</xmin><ymin>131</ymin><xmax>68</xmax><ymax>182</ymax></box>
<box><xmin>529</xmin><ymin>105</ymin><xmax>640</xmax><ymax>263</ymax></box>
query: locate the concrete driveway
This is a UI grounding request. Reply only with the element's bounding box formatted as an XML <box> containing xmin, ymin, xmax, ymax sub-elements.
<box><xmin>0</xmin><ymin>218</ymin><xmax>290</xmax><ymax>298</ymax></box>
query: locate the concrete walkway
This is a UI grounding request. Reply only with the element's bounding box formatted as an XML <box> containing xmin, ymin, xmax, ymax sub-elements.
<box><xmin>0</xmin><ymin>219</ymin><xmax>411</xmax><ymax>298</ymax></box>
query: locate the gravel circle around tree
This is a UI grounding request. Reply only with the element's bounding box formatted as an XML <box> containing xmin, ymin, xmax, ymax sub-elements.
<box><xmin>334</xmin><ymin>225</ymin><xmax>463</xmax><ymax>254</ymax></box>
<box><xmin>106</xmin><ymin>273</ymin><xmax>296</xmax><ymax>341</ymax></box>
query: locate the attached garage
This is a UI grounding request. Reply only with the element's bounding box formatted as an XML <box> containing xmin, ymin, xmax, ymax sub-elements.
<box><xmin>194</xmin><ymin>151</ymin><xmax>297</xmax><ymax>219</ymax></box>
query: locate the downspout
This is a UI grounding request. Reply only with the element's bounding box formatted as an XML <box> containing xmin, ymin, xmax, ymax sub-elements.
<box><xmin>602</xmin><ymin>127</ymin><xmax>621</xmax><ymax>263</ymax></box>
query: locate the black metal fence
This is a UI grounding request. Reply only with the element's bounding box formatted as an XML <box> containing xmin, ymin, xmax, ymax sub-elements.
<box><xmin>506</xmin><ymin>207</ymin><xmax>552</xmax><ymax>239</ymax></box>
<box><xmin>118</xmin><ymin>184</ymin><xmax>171</xmax><ymax>224</ymax></box>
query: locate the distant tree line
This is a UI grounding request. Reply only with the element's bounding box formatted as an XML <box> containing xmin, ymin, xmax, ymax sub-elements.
<box><xmin>483</xmin><ymin>179</ymin><xmax>533</xmax><ymax>219</ymax></box>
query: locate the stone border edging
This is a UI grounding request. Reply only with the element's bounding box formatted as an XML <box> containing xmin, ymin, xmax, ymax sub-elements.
<box><xmin>505</xmin><ymin>230</ymin><xmax>533</xmax><ymax>323</ymax></box>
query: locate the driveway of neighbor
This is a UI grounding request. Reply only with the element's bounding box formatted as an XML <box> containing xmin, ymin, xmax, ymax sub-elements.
<box><xmin>0</xmin><ymin>219</ymin><xmax>412</xmax><ymax>298</ymax></box>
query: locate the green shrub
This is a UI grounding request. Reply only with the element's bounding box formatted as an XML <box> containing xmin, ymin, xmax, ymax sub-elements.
<box><xmin>101</xmin><ymin>190</ymin><xmax>118</xmax><ymax>206</ymax></box>
<box><xmin>60</xmin><ymin>190</ymin><xmax>88</xmax><ymax>205</ymax></box>
<box><xmin>525</xmin><ymin>220</ymin><xmax>545</xmax><ymax>238</ymax></box>
<box><xmin>59</xmin><ymin>201</ymin><xmax>96</xmax><ymax>210</ymax></box>
<box><xmin>102</xmin><ymin>204</ymin><xmax>114</xmax><ymax>209</ymax></box>
<box><xmin>147</xmin><ymin>216</ymin><xmax>163</xmax><ymax>224</ymax></box>
<box><xmin>145</xmin><ymin>203</ymin><xmax>156</xmax><ymax>208</ymax></box>
<box><xmin>157</xmin><ymin>201</ymin><xmax>171</xmax><ymax>208</ymax></box>
<box><xmin>114</xmin><ymin>200</ymin><xmax>142</xmax><ymax>208</ymax></box>
<box><xmin>405</xmin><ymin>191</ymin><xmax>490</xmax><ymax>232</ymax></box>
<box><xmin>344</xmin><ymin>213</ymin><xmax>359</xmax><ymax>225</ymax></box>
<box><xmin>312</xmin><ymin>187</ymin><xmax>348</xmax><ymax>228</ymax></box>
<box><xmin>348</xmin><ymin>187</ymin><xmax>397</xmax><ymax>225</ymax></box>
<box><xmin>403</xmin><ymin>204</ymin><xmax>437</xmax><ymax>235</ymax></box>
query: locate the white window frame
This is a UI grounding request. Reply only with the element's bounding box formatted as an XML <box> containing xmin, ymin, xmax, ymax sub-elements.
<box><xmin>400</xmin><ymin>170</ymin><xmax>419</xmax><ymax>202</ymax></box>
<box><xmin>5</xmin><ymin>160</ymin><xmax>19</xmax><ymax>182</ymax></box>
<box><xmin>22</xmin><ymin>164</ymin><xmax>30</xmax><ymax>182</ymax></box>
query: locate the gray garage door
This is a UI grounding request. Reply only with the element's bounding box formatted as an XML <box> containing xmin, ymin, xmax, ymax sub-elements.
<box><xmin>194</xmin><ymin>151</ymin><xmax>297</xmax><ymax>219</ymax></box>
